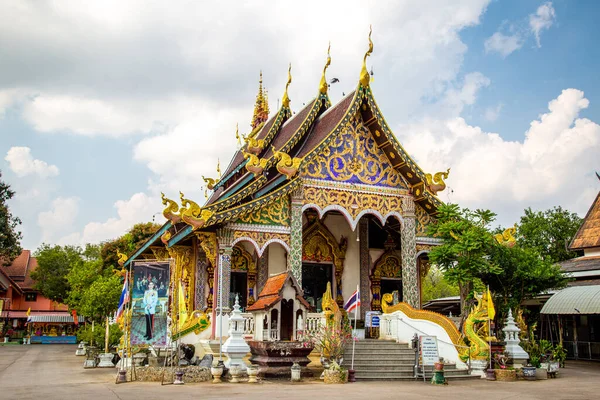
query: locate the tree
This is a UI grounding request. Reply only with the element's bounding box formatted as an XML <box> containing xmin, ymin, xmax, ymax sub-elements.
<box><xmin>0</xmin><ymin>171</ymin><xmax>22</xmax><ymax>265</ymax></box>
<box><xmin>78</xmin><ymin>274</ymin><xmax>122</xmax><ymax>322</ymax></box>
<box><xmin>421</xmin><ymin>266</ymin><xmax>460</xmax><ymax>303</ymax></box>
<box><xmin>427</xmin><ymin>204</ymin><xmax>501</xmax><ymax>314</ymax></box>
<box><xmin>100</xmin><ymin>222</ymin><xmax>160</xmax><ymax>269</ymax></box>
<box><xmin>32</xmin><ymin>244</ymin><xmax>83</xmax><ymax>302</ymax></box>
<box><xmin>517</xmin><ymin>206</ymin><xmax>582</xmax><ymax>263</ymax></box>
<box><xmin>482</xmin><ymin>244</ymin><xmax>569</xmax><ymax>327</ymax></box>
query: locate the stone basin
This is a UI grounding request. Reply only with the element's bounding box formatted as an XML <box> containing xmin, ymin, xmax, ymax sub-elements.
<box><xmin>248</xmin><ymin>340</ymin><xmax>314</xmax><ymax>378</ymax></box>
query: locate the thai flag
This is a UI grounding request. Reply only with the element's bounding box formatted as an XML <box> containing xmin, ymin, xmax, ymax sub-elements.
<box><xmin>344</xmin><ymin>288</ymin><xmax>360</xmax><ymax>313</ymax></box>
<box><xmin>116</xmin><ymin>275</ymin><xmax>130</xmax><ymax>321</ymax></box>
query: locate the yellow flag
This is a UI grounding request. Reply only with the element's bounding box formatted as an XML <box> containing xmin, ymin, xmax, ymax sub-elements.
<box><xmin>487</xmin><ymin>288</ymin><xmax>496</xmax><ymax>321</ymax></box>
<box><xmin>178</xmin><ymin>282</ymin><xmax>188</xmax><ymax>329</ymax></box>
<box><xmin>26</xmin><ymin>307</ymin><xmax>31</xmax><ymax>317</ymax></box>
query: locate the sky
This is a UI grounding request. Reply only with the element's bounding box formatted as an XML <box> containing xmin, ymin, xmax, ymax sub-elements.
<box><xmin>1</xmin><ymin>0</ymin><xmax>599</xmax><ymax>251</ymax></box>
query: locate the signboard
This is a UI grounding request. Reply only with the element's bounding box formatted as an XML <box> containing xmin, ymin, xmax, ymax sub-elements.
<box><xmin>365</xmin><ymin>311</ymin><xmax>381</xmax><ymax>328</ymax></box>
<box><xmin>419</xmin><ymin>335</ymin><xmax>439</xmax><ymax>366</ymax></box>
<box><xmin>131</xmin><ymin>261</ymin><xmax>170</xmax><ymax>347</ymax></box>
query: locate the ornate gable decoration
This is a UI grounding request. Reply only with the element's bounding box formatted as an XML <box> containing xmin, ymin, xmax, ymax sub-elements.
<box><xmin>236</xmin><ymin>196</ymin><xmax>290</xmax><ymax>226</ymax></box>
<box><xmin>303</xmin><ymin>113</ymin><xmax>407</xmax><ymax>189</ymax></box>
<box><xmin>415</xmin><ymin>204</ymin><xmax>435</xmax><ymax>237</ymax></box>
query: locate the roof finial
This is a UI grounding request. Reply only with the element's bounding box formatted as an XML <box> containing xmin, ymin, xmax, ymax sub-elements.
<box><xmin>251</xmin><ymin>71</ymin><xmax>269</xmax><ymax>129</ymax></box>
<box><xmin>359</xmin><ymin>25</ymin><xmax>374</xmax><ymax>88</ymax></box>
<box><xmin>319</xmin><ymin>42</ymin><xmax>332</xmax><ymax>95</ymax></box>
<box><xmin>235</xmin><ymin>123</ymin><xmax>241</xmax><ymax>147</ymax></box>
<box><xmin>217</xmin><ymin>158</ymin><xmax>221</xmax><ymax>178</ymax></box>
<box><xmin>281</xmin><ymin>63</ymin><xmax>292</xmax><ymax>108</ymax></box>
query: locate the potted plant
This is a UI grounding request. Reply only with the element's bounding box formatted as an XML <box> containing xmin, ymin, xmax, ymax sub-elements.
<box><xmin>323</xmin><ymin>361</ymin><xmax>348</xmax><ymax>384</ymax></box>
<box><xmin>493</xmin><ymin>352</ymin><xmax>516</xmax><ymax>381</ymax></box>
<box><xmin>552</xmin><ymin>344</ymin><xmax>566</xmax><ymax>368</ymax></box>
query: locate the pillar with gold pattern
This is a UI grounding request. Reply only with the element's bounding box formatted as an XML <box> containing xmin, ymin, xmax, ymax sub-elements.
<box><xmin>401</xmin><ymin>197</ymin><xmax>420</xmax><ymax>308</ymax></box>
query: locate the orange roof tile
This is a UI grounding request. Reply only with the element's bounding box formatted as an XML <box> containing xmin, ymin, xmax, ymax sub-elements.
<box><xmin>3</xmin><ymin>250</ymin><xmax>30</xmax><ymax>279</ymax></box>
<box><xmin>246</xmin><ymin>272</ymin><xmax>312</xmax><ymax>311</ymax></box>
<box><xmin>570</xmin><ymin>191</ymin><xmax>600</xmax><ymax>250</ymax></box>
<box><xmin>247</xmin><ymin>294</ymin><xmax>281</xmax><ymax>311</ymax></box>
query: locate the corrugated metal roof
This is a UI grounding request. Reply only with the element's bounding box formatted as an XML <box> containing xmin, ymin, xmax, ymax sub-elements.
<box><xmin>541</xmin><ymin>285</ymin><xmax>600</xmax><ymax>314</ymax></box>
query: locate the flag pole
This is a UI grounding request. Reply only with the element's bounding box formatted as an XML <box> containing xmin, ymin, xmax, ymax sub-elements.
<box><xmin>488</xmin><ymin>286</ymin><xmax>492</xmax><ymax>370</ymax></box>
<box><xmin>351</xmin><ymin>285</ymin><xmax>359</xmax><ymax>371</ymax></box>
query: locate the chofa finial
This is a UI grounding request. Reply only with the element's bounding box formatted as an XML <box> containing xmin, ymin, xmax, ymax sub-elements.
<box><xmin>319</xmin><ymin>42</ymin><xmax>331</xmax><ymax>95</ymax></box>
<box><xmin>281</xmin><ymin>63</ymin><xmax>292</xmax><ymax>108</ymax></box>
<box><xmin>359</xmin><ymin>25</ymin><xmax>374</xmax><ymax>87</ymax></box>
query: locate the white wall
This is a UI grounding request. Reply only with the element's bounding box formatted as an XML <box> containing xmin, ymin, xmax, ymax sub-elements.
<box><xmin>323</xmin><ymin>214</ymin><xmax>360</xmax><ymax>303</ymax></box>
<box><xmin>268</xmin><ymin>242</ymin><xmax>287</xmax><ymax>276</ymax></box>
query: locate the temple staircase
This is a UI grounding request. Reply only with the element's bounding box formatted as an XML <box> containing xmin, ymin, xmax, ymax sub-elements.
<box><xmin>341</xmin><ymin>339</ymin><xmax>476</xmax><ymax>381</ymax></box>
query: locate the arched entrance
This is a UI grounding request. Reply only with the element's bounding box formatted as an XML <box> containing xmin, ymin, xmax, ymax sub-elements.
<box><xmin>230</xmin><ymin>245</ymin><xmax>257</xmax><ymax>308</ymax></box>
<box><xmin>302</xmin><ymin>212</ymin><xmax>347</xmax><ymax>307</ymax></box>
<box><xmin>370</xmin><ymin>249</ymin><xmax>403</xmax><ymax>311</ymax></box>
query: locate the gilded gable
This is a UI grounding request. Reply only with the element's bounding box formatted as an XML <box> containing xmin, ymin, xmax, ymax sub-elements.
<box><xmin>236</xmin><ymin>196</ymin><xmax>290</xmax><ymax>226</ymax></box>
<box><xmin>303</xmin><ymin>114</ymin><xmax>408</xmax><ymax>189</ymax></box>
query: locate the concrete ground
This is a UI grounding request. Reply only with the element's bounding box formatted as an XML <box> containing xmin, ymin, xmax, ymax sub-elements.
<box><xmin>1</xmin><ymin>345</ymin><xmax>599</xmax><ymax>400</ymax></box>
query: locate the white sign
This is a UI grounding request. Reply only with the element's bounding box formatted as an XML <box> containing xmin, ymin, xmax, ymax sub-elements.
<box><xmin>420</xmin><ymin>336</ymin><xmax>439</xmax><ymax>366</ymax></box>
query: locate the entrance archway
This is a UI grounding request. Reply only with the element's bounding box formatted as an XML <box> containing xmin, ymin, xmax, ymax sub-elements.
<box><xmin>370</xmin><ymin>249</ymin><xmax>402</xmax><ymax>311</ymax></box>
<box><xmin>230</xmin><ymin>245</ymin><xmax>257</xmax><ymax>308</ymax></box>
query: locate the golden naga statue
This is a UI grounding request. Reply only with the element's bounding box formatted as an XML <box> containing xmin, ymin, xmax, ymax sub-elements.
<box><xmin>245</xmin><ymin>136</ymin><xmax>266</xmax><ymax>155</ymax></box>
<box><xmin>202</xmin><ymin>176</ymin><xmax>218</xmax><ymax>191</ymax></box>
<box><xmin>116</xmin><ymin>250</ymin><xmax>128</xmax><ymax>267</ymax></box>
<box><xmin>425</xmin><ymin>168</ymin><xmax>450</xmax><ymax>195</ymax></box>
<box><xmin>161</xmin><ymin>192</ymin><xmax>182</xmax><ymax>224</ymax></box>
<box><xmin>272</xmin><ymin>146</ymin><xmax>301</xmax><ymax>179</ymax></box>
<box><xmin>319</xmin><ymin>43</ymin><xmax>331</xmax><ymax>95</ymax></box>
<box><xmin>242</xmin><ymin>149</ymin><xmax>268</xmax><ymax>176</ymax></box>
<box><xmin>459</xmin><ymin>291</ymin><xmax>496</xmax><ymax>361</ymax></box>
<box><xmin>495</xmin><ymin>224</ymin><xmax>517</xmax><ymax>247</ymax></box>
<box><xmin>322</xmin><ymin>282</ymin><xmax>341</xmax><ymax>330</ymax></box>
<box><xmin>281</xmin><ymin>63</ymin><xmax>292</xmax><ymax>108</ymax></box>
<box><xmin>180</xmin><ymin>194</ymin><xmax>214</xmax><ymax>231</ymax></box>
<box><xmin>359</xmin><ymin>26</ymin><xmax>374</xmax><ymax>88</ymax></box>
<box><xmin>160</xmin><ymin>230</ymin><xmax>172</xmax><ymax>245</ymax></box>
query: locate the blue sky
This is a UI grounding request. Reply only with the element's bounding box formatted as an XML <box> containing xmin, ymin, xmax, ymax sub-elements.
<box><xmin>0</xmin><ymin>0</ymin><xmax>599</xmax><ymax>250</ymax></box>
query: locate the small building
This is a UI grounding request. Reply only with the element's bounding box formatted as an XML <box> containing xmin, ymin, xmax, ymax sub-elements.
<box><xmin>541</xmin><ymin>188</ymin><xmax>600</xmax><ymax>360</ymax></box>
<box><xmin>246</xmin><ymin>272</ymin><xmax>311</xmax><ymax>341</ymax></box>
<box><xmin>1</xmin><ymin>250</ymin><xmax>81</xmax><ymax>342</ymax></box>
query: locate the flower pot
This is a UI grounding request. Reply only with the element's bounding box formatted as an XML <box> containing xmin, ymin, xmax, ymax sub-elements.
<box><xmin>211</xmin><ymin>366</ymin><xmax>223</xmax><ymax>383</ymax></box>
<box><xmin>522</xmin><ymin>366</ymin><xmax>536</xmax><ymax>381</ymax></box>
<box><xmin>434</xmin><ymin>362</ymin><xmax>444</xmax><ymax>371</ymax></box>
<box><xmin>247</xmin><ymin>366</ymin><xmax>259</xmax><ymax>383</ymax></box>
<box><xmin>324</xmin><ymin>369</ymin><xmax>348</xmax><ymax>384</ymax></box>
<box><xmin>229</xmin><ymin>364</ymin><xmax>241</xmax><ymax>383</ymax></box>
<box><xmin>535</xmin><ymin>368</ymin><xmax>548</xmax><ymax>380</ymax></box>
<box><xmin>485</xmin><ymin>369</ymin><xmax>496</xmax><ymax>381</ymax></box>
<box><xmin>494</xmin><ymin>369</ymin><xmax>516</xmax><ymax>382</ymax></box>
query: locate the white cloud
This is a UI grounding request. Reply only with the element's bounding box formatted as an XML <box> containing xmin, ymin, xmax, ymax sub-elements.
<box><xmin>58</xmin><ymin>192</ymin><xmax>165</xmax><ymax>245</ymax></box>
<box><xmin>530</xmin><ymin>2</ymin><xmax>556</xmax><ymax>47</ymax></box>
<box><xmin>484</xmin><ymin>32</ymin><xmax>523</xmax><ymax>57</ymax></box>
<box><xmin>484</xmin><ymin>103</ymin><xmax>503</xmax><ymax>121</ymax></box>
<box><xmin>5</xmin><ymin>147</ymin><xmax>60</xmax><ymax>178</ymax></box>
<box><xmin>38</xmin><ymin>197</ymin><xmax>80</xmax><ymax>242</ymax></box>
<box><xmin>441</xmin><ymin>72</ymin><xmax>491</xmax><ymax>116</ymax></box>
<box><xmin>398</xmin><ymin>88</ymin><xmax>600</xmax><ymax>225</ymax></box>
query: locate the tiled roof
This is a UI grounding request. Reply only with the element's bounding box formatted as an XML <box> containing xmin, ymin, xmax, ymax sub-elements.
<box><xmin>21</xmin><ymin>257</ymin><xmax>38</xmax><ymax>289</ymax></box>
<box><xmin>3</xmin><ymin>250</ymin><xmax>30</xmax><ymax>279</ymax></box>
<box><xmin>570</xmin><ymin>191</ymin><xmax>600</xmax><ymax>250</ymax></box>
<box><xmin>560</xmin><ymin>255</ymin><xmax>600</xmax><ymax>272</ymax></box>
<box><xmin>246</xmin><ymin>294</ymin><xmax>281</xmax><ymax>311</ymax></box>
<box><xmin>246</xmin><ymin>272</ymin><xmax>292</xmax><ymax>311</ymax></box>
<box><xmin>263</xmin><ymin>100</ymin><xmax>316</xmax><ymax>159</ymax></box>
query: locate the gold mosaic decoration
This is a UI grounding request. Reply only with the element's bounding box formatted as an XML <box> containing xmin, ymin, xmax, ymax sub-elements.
<box><xmin>303</xmin><ymin>113</ymin><xmax>406</xmax><ymax>188</ymax></box>
<box><xmin>303</xmin><ymin>186</ymin><xmax>403</xmax><ymax>221</ymax></box>
<box><xmin>370</xmin><ymin>250</ymin><xmax>402</xmax><ymax>311</ymax></box>
<box><xmin>237</xmin><ymin>195</ymin><xmax>290</xmax><ymax>226</ymax></box>
<box><xmin>233</xmin><ymin>230</ymin><xmax>291</xmax><ymax>254</ymax></box>
<box><xmin>195</xmin><ymin>232</ymin><xmax>217</xmax><ymax>311</ymax></box>
<box><xmin>166</xmin><ymin>246</ymin><xmax>195</xmax><ymax>323</ymax></box>
<box><xmin>415</xmin><ymin>204</ymin><xmax>435</xmax><ymax>236</ymax></box>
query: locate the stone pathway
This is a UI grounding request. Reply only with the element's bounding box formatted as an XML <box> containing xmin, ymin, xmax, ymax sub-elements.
<box><xmin>1</xmin><ymin>344</ymin><xmax>599</xmax><ymax>400</ymax></box>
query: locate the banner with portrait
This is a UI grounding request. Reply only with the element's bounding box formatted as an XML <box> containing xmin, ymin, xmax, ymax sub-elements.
<box><xmin>130</xmin><ymin>260</ymin><xmax>170</xmax><ymax>347</ymax></box>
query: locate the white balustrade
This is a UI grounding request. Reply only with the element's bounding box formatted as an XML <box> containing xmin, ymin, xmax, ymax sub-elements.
<box><xmin>305</xmin><ymin>313</ymin><xmax>324</xmax><ymax>336</ymax></box>
<box><xmin>240</xmin><ymin>313</ymin><xmax>255</xmax><ymax>336</ymax></box>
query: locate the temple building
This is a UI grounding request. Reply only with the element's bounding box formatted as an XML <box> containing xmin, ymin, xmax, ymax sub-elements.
<box><xmin>124</xmin><ymin>33</ymin><xmax>449</xmax><ymax>337</ymax></box>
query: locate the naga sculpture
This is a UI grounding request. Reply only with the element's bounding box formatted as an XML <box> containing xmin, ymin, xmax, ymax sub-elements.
<box><xmin>319</xmin><ymin>43</ymin><xmax>331</xmax><ymax>95</ymax></box>
<box><xmin>161</xmin><ymin>192</ymin><xmax>182</xmax><ymax>224</ymax></box>
<box><xmin>180</xmin><ymin>193</ymin><xmax>214</xmax><ymax>231</ymax></box>
<box><xmin>322</xmin><ymin>282</ymin><xmax>341</xmax><ymax>330</ymax></box>
<box><xmin>202</xmin><ymin>176</ymin><xmax>218</xmax><ymax>191</ymax></box>
<box><xmin>359</xmin><ymin>26</ymin><xmax>373</xmax><ymax>88</ymax></box>
<box><xmin>495</xmin><ymin>224</ymin><xmax>517</xmax><ymax>247</ymax></box>
<box><xmin>245</xmin><ymin>135</ymin><xmax>265</xmax><ymax>155</ymax></box>
<box><xmin>272</xmin><ymin>146</ymin><xmax>301</xmax><ymax>179</ymax></box>
<box><xmin>425</xmin><ymin>168</ymin><xmax>450</xmax><ymax>195</ymax></box>
<box><xmin>459</xmin><ymin>292</ymin><xmax>496</xmax><ymax>361</ymax></box>
<box><xmin>281</xmin><ymin>64</ymin><xmax>292</xmax><ymax>108</ymax></box>
<box><xmin>242</xmin><ymin>149</ymin><xmax>268</xmax><ymax>176</ymax></box>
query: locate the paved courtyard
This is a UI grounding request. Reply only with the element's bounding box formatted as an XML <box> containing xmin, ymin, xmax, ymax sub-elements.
<box><xmin>0</xmin><ymin>345</ymin><xmax>599</xmax><ymax>400</ymax></box>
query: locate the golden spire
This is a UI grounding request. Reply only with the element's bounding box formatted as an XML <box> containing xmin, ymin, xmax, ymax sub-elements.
<box><xmin>319</xmin><ymin>42</ymin><xmax>332</xmax><ymax>95</ymax></box>
<box><xmin>216</xmin><ymin>159</ymin><xmax>221</xmax><ymax>178</ymax></box>
<box><xmin>281</xmin><ymin>63</ymin><xmax>292</xmax><ymax>108</ymax></box>
<box><xmin>235</xmin><ymin>123</ymin><xmax>241</xmax><ymax>147</ymax></box>
<box><xmin>359</xmin><ymin>25</ymin><xmax>374</xmax><ymax>87</ymax></box>
<box><xmin>263</xmin><ymin>89</ymin><xmax>269</xmax><ymax>116</ymax></box>
<box><xmin>251</xmin><ymin>71</ymin><xmax>269</xmax><ymax>129</ymax></box>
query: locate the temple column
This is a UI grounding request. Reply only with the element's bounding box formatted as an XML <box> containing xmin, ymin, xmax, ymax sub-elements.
<box><xmin>257</xmin><ymin>247</ymin><xmax>269</xmax><ymax>293</ymax></box>
<box><xmin>359</xmin><ymin>218</ymin><xmax>370</xmax><ymax>320</ymax></box>
<box><xmin>401</xmin><ymin>197</ymin><xmax>420</xmax><ymax>308</ymax></box>
<box><xmin>195</xmin><ymin>232</ymin><xmax>217</xmax><ymax>313</ymax></box>
<box><xmin>216</xmin><ymin>227</ymin><xmax>234</xmax><ymax>312</ymax></box>
<box><xmin>288</xmin><ymin>187</ymin><xmax>304</xmax><ymax>285</ymax></box>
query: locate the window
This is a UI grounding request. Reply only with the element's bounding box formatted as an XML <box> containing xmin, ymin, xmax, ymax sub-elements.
<box><xmin>25</xmin><ymin>293</ymin><xmax>37</xmax><ymax>302</ymax></box>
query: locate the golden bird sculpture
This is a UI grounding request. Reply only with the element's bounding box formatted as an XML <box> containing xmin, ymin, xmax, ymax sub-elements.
<box><xmin>495</xmin><ymin>224</ymin><xmax>517</xmax><ymax>248</ymax></box>
<box><xmin>425</xmin><ymin>168</ymin><xmax>450</xmax><ymax>195</ymax></box>
<box><xmin>272</xmin><ymin>146</ymin><xmax>301</xmax><ymax>179</ymax></box>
